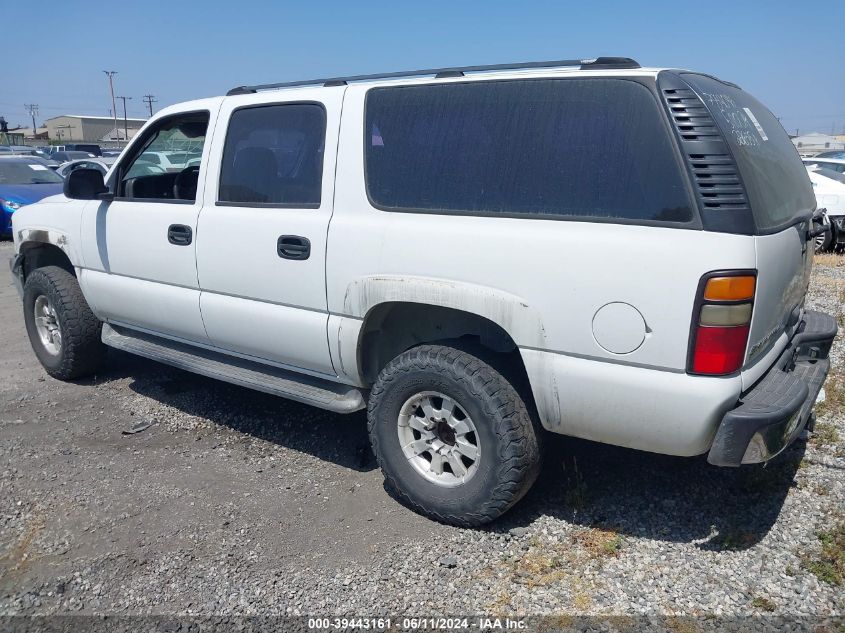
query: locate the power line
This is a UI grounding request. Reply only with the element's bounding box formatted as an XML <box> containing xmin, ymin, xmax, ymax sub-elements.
<box><xmin>142</xmin><ymin>94</ymin><xmax>157</xmax><ymax>117</ymax></box>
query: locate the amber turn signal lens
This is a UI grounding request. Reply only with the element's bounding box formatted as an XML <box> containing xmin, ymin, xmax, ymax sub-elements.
<box><xmin>703</xmin><ymin>276</ymin><xmax>756</xmax><ymax>301</ymax></box>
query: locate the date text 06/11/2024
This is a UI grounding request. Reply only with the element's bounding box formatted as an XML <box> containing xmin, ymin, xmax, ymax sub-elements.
<box><xmin>307</xmin><ymin>618</ymin><xmax>527</xmax><ymax>630</ymax></box>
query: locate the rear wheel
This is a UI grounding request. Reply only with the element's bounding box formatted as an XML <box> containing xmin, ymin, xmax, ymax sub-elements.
<box><xmin>367</xmin><ymin>344</ymin><xmax>541</xmax><ymax>526</ymax></box>
<box><xmin>23</xmin><ymin>266</ymin><xmax>106</xmax><ymax>380</ymax></box>
<box><xmin>814</xmin><ymin>214</ymin><xmax>834</xmax><ymax>252</ymax></box>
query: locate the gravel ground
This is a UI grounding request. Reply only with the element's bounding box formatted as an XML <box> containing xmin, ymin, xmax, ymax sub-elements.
<box><xmin>1</xmin><ymin>239</ymin><xmax>844</xmax><ymax>624</ymax></box>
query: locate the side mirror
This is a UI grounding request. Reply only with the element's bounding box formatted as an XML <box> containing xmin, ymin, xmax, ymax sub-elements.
<box><xmin>63</xmin><ymin>168</ymin><xmax>113</xmax><ymax>201</ymax></box>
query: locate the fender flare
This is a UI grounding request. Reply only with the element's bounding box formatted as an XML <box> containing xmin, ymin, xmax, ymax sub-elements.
<box><xmin>15</xmin><ymin>228</ymin><xmax>79</xmax><ymax>278</ymax></box>
<box><xmin>342</xmin><ymin>275</ymin><xmax>549</xmax><ymax>350</ymax></box>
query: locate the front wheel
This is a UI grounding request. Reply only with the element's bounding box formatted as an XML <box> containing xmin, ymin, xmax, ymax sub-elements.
<box><xmin>367</xmin><ymin>344</ymin><xmax>541</xmax><ymax>526</ymax></box>
<box><xmin>22</xmin><ymin>266</ymin><xmax>106</xmax><ymax>380</ymax></box>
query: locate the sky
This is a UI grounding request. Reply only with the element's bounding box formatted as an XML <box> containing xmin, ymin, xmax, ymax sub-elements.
<box><xmin>2</xmin><ymin>0</ymin><xmax>843</xmax><ymax>136</ymax></box>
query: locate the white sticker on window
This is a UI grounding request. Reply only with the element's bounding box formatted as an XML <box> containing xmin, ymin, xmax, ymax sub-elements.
<box><xmin>28</xmin><ymin>164</ymin><xmax>48</xmax><ymax>170</ymax></box>
<box><xmin>743</xmin><ymin>108</ymin><xmax>768</xmax><ymax>141</ymax></box>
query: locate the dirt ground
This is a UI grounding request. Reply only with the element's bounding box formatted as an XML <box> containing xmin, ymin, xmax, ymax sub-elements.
<box><xmin>1</xmin><ymin>239</ymin><xmax>843</xmax><ymax>622</ymax></box>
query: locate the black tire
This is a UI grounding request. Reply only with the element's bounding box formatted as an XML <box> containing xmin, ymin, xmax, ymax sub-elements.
<box><xmin>23</xmin><ymin>266</ymin><xmax>106</xmax><ymax>380</ymax></box>
<box><xmin>367</xmin><ymin>344</ymin><xmax>541</xmax><ymax>526</ymax></box>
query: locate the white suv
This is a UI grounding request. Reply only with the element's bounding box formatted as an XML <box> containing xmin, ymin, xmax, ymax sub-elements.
<box><xmin>9</xmin><ymin>57</ymin><xmax>838</xmax><ymax>525</ymax></box>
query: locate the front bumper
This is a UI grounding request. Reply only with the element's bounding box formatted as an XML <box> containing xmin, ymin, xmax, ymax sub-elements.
<box><xmin>9</xmin><ymin>253</ymin><xmax>24</xmax><ymax>298</ymax></box>
<box><xmin>708</xmin><ymin>310</ymin><xmax>838</xmax><ymax>466</ymax></box>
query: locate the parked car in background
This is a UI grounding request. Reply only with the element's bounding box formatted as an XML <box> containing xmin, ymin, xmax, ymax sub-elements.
<box><xmin>807</xmin><ymin>166</ymin><xmax>845</xmax><ymax>251</ymax></box>
<box><xmin>2</xmin><ymin>147</ymin><xmax>60</xmax><ymax>169</ymax></box>
<box><xmin>0</xmin><ymin>156</ymin><xmax>64</xmax><ymax>236</ymax></box>
<box><xmin>55</xmin><ymin>157</ymin><xmax>116</xmax><ymax>179</ymax></box>
<box><xmin>101</xmin><ymin>148</ymin><xmax>123</xmax><ymax>157</ymax></box>
<box><xmin>33</xmin><ymin>156</ymin><xmax>60</xmax><ymax>170</ymax></box>
<box><xmin>133</xmin><ymin>150</ymin><xmax>201</xmax><ymax>172</ymax></box>
<box><xmin>812</xmin><ymin>150</ymin><xmax>845</xmax><ymax>159</ymax></box>
<box><xmin>50</xmin><ymin>150</ymin><xmax>97</xmax><ymax>164</ymax></box>
<box><xmin>63</xmin><ymin>143</ymin><xmax>102</xmax><ymax>157</ymax></box>
<box><xmin>804</xmin><ymin>157</ymin><xmax>845</xmax><ymax>175</ymax></box>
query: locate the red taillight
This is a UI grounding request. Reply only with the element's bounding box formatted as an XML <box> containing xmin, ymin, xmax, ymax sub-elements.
<box><xmin>691</xmin><ymin>324</ymin><xmax>750</xmax><ymax>374</ymax></box>
<box><xmin>688</xmin><ymin>272</ymin><xmax>756</xmax><ymax>376</ymax></box>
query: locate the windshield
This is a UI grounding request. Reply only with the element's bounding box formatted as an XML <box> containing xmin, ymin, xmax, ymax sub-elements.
<box><xmin>683</xmin><ymin>74</ymin><xmax>815</xmax><ymax>232</ymax></box>
<box><xmin>0</xmin><ymin>161</ymin><xmax>64</xmax><ymax>185</ymax></box>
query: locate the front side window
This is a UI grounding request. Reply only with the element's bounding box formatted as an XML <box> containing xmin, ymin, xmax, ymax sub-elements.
<box><xmin>365</xmin><ymin>79</ymin><xmax>692</xmax><ymax>223</ymax></box>
<box><xmin>118</xmin><ymin>113</ymin><xmax>208</xmax><ymax>201</ymax></box>
<box><xmin>218</xmin><ymin>103</ymin><xmax>326</xmax><ymax>207</ymax></box>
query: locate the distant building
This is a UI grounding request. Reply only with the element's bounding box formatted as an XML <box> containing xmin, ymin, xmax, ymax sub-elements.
<box><xmin>792</xmin><ymin>132</ymin><xmax>845</xmax><ymax>155</ymax></box>
<box><xmin>44</xmin><ymin>115</ymin><xmax>147</xmax><ymax>142</ymax></box>
<box><xmin>7</xmin><ymin>127</ymin><xmax>49</xmax><ymax>141</ymax></box>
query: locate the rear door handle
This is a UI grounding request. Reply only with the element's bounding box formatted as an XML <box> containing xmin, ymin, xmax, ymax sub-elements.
<box><xmin>277</xmin><ymin>235</ymin><xmax>311</xmax><ymax>260</ymax></box>
<box><xmin>168</xmin><ymin>224</ymin><xmax>192</xmax><ymax>246</ymax></box>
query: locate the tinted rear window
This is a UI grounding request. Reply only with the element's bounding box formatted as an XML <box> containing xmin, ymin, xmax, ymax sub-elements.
<box><xmin>365</xmin><ymin>79</ymin><xmax>693</xmax><ymax>223</ymax></box>
<box><xmin>683</xmin><ymin>74</ymin><xmax>815</xmax><ymax>231</ymax></box>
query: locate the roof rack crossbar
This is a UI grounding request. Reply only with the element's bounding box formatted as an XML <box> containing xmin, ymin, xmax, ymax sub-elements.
<box><xmin>226</xmin><ymin>57</ymin><xmax>640</xmax><ymax>95</ymax></box>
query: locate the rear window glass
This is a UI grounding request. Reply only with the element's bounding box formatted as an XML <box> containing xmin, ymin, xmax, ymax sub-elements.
<box><xmin>365</xmin><ymin>79</ymin><xmax>692</xmax><ymax>223</ymax></box>
<box><xmin>683</xmin><ymin>74</ymin><xmax>815</xmax><ymax>231</ymax></box>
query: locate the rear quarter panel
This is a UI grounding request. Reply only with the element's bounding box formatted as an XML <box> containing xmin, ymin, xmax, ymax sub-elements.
<box><xmin>327</xmin><ymin>82</ymin><xmax>756</xmax><ymax>455</ymax></box>
<box><xmin>329</xmin><ymin>83</ymin><xmax>757</xmax><ymax>370</ymax></box>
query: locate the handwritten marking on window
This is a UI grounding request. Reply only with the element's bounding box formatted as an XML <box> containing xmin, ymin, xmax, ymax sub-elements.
<box><xmin>701</xmin><ymin>91</ymin><xmax>760</xmax><ymax>147</ymax></box>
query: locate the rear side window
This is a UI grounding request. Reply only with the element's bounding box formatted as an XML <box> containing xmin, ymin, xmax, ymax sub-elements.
<box><xmin>683</xmin><ymin>74</ymin><xmax>815</xmax><ymax>232</ymax></box>
<box><xmin>365</xmin><ymin>79</ymin><xmax>692</xmax><ymax>223</ymax></box>
<box><xmin>219</xmin><ymin>103</ymin><xmax>326</xmax><ymax>207</ymax></box>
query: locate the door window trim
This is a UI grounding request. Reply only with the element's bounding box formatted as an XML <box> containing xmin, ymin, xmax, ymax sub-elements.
<box><xmin>214</xmin><ymin>101</ymin><xmax>327</xmax><ymax>210</ymax></box>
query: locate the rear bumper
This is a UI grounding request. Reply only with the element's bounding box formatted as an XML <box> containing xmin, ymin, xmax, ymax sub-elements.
<box><xmin>708</xmin><ymin>310</ymin><xmax>838</xmax><ymax>466</ymax></box>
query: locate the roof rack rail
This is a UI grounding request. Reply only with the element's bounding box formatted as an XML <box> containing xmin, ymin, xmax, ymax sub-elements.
<box><xmin>226</xmin><ymin>57</ymin><xmax>640</xmax><ymax>96</ymax></box>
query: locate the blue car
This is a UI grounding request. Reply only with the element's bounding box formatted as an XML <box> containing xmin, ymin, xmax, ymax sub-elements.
<box><xmin>0</xmin><ymin>156</ymin><xmax>65</xmax><ymax>236</ymax></box>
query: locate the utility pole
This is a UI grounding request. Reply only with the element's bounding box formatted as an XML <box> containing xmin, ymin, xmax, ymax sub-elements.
<box><xmin>24</xmin><ymin>103</ymin><xmax>39</xmax><ymax>135</ymax></box>
<box><xmin>116</xmin><ymin>96</ymin><xmax>132</xmax><ymax>141</ymax></box>
<box><xmin>103</xmin><ymin>70</ymin><xmax>118</xmax><ymax>141</ymax></box>
<box><xmin>142</xmin><ymin>94</ymin><xmax>157</xmax><ymax>117</ymax></box>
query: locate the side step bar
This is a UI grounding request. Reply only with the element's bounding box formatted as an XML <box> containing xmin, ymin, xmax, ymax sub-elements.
<box><xmin>101</xmin><ymin>324</ymin><xmax>366</xmax><ymax>413</ymax></box>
